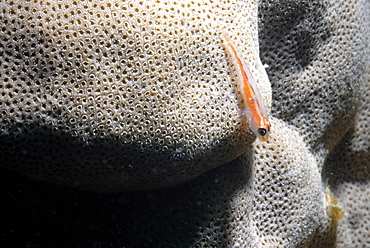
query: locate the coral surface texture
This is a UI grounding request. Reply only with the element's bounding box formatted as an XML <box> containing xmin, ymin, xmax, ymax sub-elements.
<box><xmin>1</xmin><ymin>0</ymin><xmax>369</xmax><ymax>247</ymax></box>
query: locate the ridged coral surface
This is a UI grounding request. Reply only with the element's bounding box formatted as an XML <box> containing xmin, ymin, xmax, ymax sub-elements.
<box><xmin>1</xmin><ymin>0</ymin><xmax>369</xmax><ymax>247</ymax></box>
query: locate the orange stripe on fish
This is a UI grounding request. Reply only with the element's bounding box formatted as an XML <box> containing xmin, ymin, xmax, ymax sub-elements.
<box><xmin>220</xmin><ymin>28</ymin><xmax>270</xmax><ymax>142</ymax></box>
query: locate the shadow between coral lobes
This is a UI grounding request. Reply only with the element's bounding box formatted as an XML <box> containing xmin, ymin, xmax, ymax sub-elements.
<box><xmin>1</xmin><ymin>137</ymin><xmax>253</xmax><ymax>247</ymax></box>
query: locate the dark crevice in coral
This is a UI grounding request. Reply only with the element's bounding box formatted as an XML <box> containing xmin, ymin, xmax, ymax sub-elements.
<box><xmin>1</xmin><ymin>153</ymin><xmax>253</xmax><ymax>247</ymax></box>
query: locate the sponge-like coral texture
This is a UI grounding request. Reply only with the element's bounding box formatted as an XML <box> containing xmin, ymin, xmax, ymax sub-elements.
<box><xmin>1</xmin><ymin>0</ymin><xmax>369</xmax><ymax>247</ymax></box>
<box><xmin>0</xmin><ymin>0</ymin><xmax>270</xmax><ymax>191</ymax></box>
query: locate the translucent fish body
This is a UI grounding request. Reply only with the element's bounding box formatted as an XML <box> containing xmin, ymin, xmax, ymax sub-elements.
<box><xmin>220</xmin><ymin>28</ymin><xmax>270</xmax><ymax>142</ymax></box>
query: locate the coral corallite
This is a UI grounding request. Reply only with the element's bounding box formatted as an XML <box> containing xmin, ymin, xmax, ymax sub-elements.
<box><xmin>1</xmin><ymin>0</ymin><xmax>369</xmax><ymax>247</ymax></box>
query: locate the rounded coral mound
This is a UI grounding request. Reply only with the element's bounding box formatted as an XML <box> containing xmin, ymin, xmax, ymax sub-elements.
<box><xmin>0</xmin><ymin>0</ymin><xmax>369</xmax><ymax>247</ymax></box>
<box><xmin>0</xmin><ymin>0</ymin><xmax>268</xmax><ymax>191</ymax></box>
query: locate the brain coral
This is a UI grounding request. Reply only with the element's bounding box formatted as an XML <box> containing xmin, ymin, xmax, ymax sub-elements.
<box><xmin>1</xmin><ymin>0</ymin><xmax>369</xmax><ymax>247</ymax></box>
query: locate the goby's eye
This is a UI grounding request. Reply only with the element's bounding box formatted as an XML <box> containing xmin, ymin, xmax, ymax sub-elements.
<box><xmin>258</xmin><ymin>128</ymin><xmax>267</xmax><ymax>136</ymax></box>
